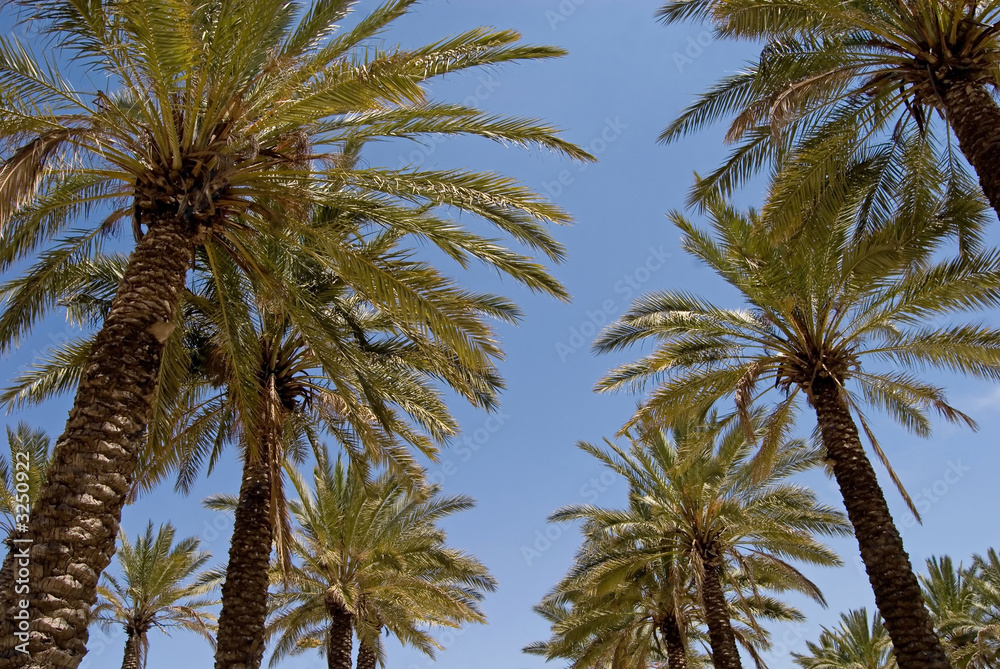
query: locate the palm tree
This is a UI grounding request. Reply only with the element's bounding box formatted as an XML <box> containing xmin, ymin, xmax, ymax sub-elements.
<box><xmin>265</xmin><ymin>455</ymin><xmax>496</xmax><ymax>669</ymax></box>
<box><xmin>792</xmin><ymin>609</ymin><xmax>896</xmax><ymax>669</ymax></box>
<box><xmin>541</xmin><ymin>417</ymin><xmax>849</xmax><ymax>669</ymax></box>
<box><xmin>90</xmin><ymin>522</ymin><xmax>216</xmax><ymax>669</ymax></box>
<box><xmin>919</xmin><ymin>555</ymin><xmax>981</xmax><ymax>668</ymax></box>
<box><xmin>0</xmin><ymin>424</ymin><xmax>50</xmax><ymax>545</ymax></box>
<box><xmin>0</xmin><ymin>0</ymin><xmax>589</xmax><ymax>662</ymax></box>
<box><xmin>657</xmin><ymin>0</ymin><xmax>1000</xmax><ymax>221</ymax></box>
<box><xmin>967</xmin><ymin>550</ymin><xmax>1000</xmax><ymax>668</ymax></box>
<box><xmin>526</xmin><ymin>553</ymin><xmax>802</xmax><ymax>669</ymax></box>
<box><xmin>594</xmin><ymin>171</ymin><xmax>1000</xmax><ymax>668</ymax></box>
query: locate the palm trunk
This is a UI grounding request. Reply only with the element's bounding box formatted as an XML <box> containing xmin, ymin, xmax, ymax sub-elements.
<box><xmin>811</xmin><ymin>375</ymin><xmax>949</xmax><ymax>669</ymax></box>
<box><xmin>213</xmin><ymin>450</ymin><xmax>275</xmax><ymax>669</ymax></box>
<box><xmin>659</xmin><ymin>612</ymin><xmax>687</xmax><ymax>669</ymax></box>
<box><xmin>940</xmin><ymin>80</ymin><xmax>1000</xmax><ymax>220</ymax></box>
<box><xmin>356</xmin><ymin>639</ymin><xmax>378</xmax><ymax>669</ymax></box>
<box><xmin>0</xmin><ymin>214</ymin><xmax>195</xmax><ymax>669</ymax></box>
<box><xmin>698</xmin><ymin>555</ymin><xmax>742</xmax><ymax>669</ymax></box>
<box><xmin>326</xmin><ymin>601</ymin><xmax>353</xmax><ymax>669</ymax></box>
<box><xmin>120</xmin><ymin>630</ymin><xmax>143</xmax><ymax>669</ymax></box>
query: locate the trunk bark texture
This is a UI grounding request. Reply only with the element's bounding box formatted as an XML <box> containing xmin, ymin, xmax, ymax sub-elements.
<box><xmin>698</xmin><ymin>555</ymin><xmax>742</xmax><ymax>669</ymax></box>
<box><xmin>213</xmin><ymin>451</ymin><xmax>275</xmax><ymax>669</ymax></box>
<box><xmin>940</xmin><ymin>80</ymin><xmax>1000</xmax><ymax>220</ymax></box>
<box><xmin>659</xmin><ymin>612</ymin><xmax>687</xmax><ymax>669</ymax></box>
<box><xmin>119</xmin><ymin>631</ymin><xmax>143</xmax><ymax>669</ymax></box>
<box><xmin>811</xmin><ymin>375</ymin><xmax>950</xmax><ymax>669</ymax></box>
<box><xmin>0</xmin><ymin>214</ymin><xmax>194</xmax><ymax>669</ymax></box>
<box><xmin>326</xmin><ymin>602</ymin><xmax>353</xmax><ymax>669</ymax></box>
<box><xmin>356</xmin><ymin>639</ymin><xmax>378</xmax><ymax>669</ymax></box>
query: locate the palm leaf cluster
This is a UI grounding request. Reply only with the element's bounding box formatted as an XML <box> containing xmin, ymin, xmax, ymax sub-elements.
<box><xmin>658</xmin><ymin>0</ymin><xmax>1000</xmax><ymax>222</ymax></box>
<box><xmin>265</xmin><ymin>456</ymin><xmax>496</xmax><ymax>669</ymax></box>
<box><xmin>92</xmin><ymin>522</ymin><xmax>217</xmax><ymax>669</ymax></box>
<box><xmin>530</xmin><ymin>415</ymin><xmax>850</xmax><ymax>669</ymax></box>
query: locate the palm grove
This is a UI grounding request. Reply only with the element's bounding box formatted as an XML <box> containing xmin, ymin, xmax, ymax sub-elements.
<box><xmin>0</xmin><ymin>2</ymin><xmax>998</xmax><ymax>669</ymax></box>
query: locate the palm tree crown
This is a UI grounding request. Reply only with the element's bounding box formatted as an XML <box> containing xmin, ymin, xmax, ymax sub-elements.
<box><xmin>657</xmin><ymin>0</ymin><xmax>1000</xmax><ymax>220</ymax></box>
<box><xmin>0</xmin><ymin>424</ymin><xmax>50</xmax><ymax>544</ymax></box>
<box><xmin>91</xmin><ymin>522</ymin><xmax>217</xmax><ymax>669</ymax></box>
<box><xmin>792</xmin><ymin>608</ymin><xmax>896</xmax><ymax>669</ymax></box>
<box><xmin>539</xmin><ymin>416</ymin><xmax>849</xmax><ymax>669</ymax></box>
<box><xmin>267</xmin><ymin>454</ymin><xmax>496</xmax><ymax>669</ymax></box>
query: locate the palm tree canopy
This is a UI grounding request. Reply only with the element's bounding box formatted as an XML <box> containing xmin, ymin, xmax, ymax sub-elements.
<box><xmin>266</xmin><ymin>453</ymin><xmax>496</xmax><ymax>667</ymax></box>
<box><xmin>656</xmin><ymin>0</ymin><xmax>1000</xmax><ymax>219</ymax></box>
<box><xmin>792</xmin><ymin>608</ymin><xmax>896</xmax><ymax>669</ymax></box>
<box><xmin>0</xmin><ymin>423</ymin><xmax>51</xmax><ymax>540</ymax></box>
<box><xmin>533</xmin><ymin>414</ymin><xmax>849</xmax><ymax>669</ymax></box>
<box><xmin>91</xmin><ymin>522</ymin><xmax>217</xmax><ymax>662</ymax></box>
<box><xmin>0</xmin><ymin>0</ymin><xmax>593</xmax><ymax>362</ymax></box>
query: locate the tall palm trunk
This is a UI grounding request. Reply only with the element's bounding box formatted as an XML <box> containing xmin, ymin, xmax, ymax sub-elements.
<box><xmin>356</xmin><ymin>639</ymin><xmax>378</xmax><ymax>669</ymax></box>
<box><xmin>0</xmin><ymin>214</ymin><xmax>195</xmax><ymax>669</ymax></box>
<box><xmin>698</xmin><ymin>553</ymin><xmax>743</xmax><ymax>669</ymax></box>
<box><xmin>326</xmin><ymin>600</ymin><xmax>353</xmax><ymax>669</ymax></box>
<box><xmin>213</xmin><ymin>449</ymin><xmax>275</xmax><ymax>669</ymax></box>
<box><xmin>659</xmin><ymin>612</ymin><xmax>688</xmax><ymax>669</ymax></box>
<box><xmin>811</xmin><ymin>376</ymin><xmax>950</xmax><ymax>669</ymax></box>
<box><xmin>120</xmin><ymin>630</ymin><xmax>144</xmax><ymax>669</ymax></box>
<box><xmin>940</xmin><ymin>80</ymin><xmax>1000</xmax><ymax>219</ymax></box>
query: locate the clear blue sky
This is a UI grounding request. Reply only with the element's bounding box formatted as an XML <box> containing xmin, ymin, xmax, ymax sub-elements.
<box><xmin>3</xmin><ymin>2</ymin><xmax>1000</xmax><ymax>669</ymax></box>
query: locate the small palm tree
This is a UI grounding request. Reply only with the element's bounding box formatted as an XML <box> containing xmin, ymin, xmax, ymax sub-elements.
<box><xmin>967</xmin><ymin>550</ymin><xmax>1000</xmax><ymax>668</ymax></box>
<box><xmin>594</xmin><ymin>171</ymin><xmax>1000</xmax><ymax>668</ymax></box>
<box><xmin>266</xmin><ymin>454</ymin><xmax>496</xmax><ymax>669</ymax></box>
<box><xmin>541</xmin><ymin>416</ymin><xmax>849</xmax><ymax>669</ymax></box>
<box><xmin>526</xmin><ymin>553</ymin><xmax>800</xmax><ymax>669</ymax></box>
<box><xmin>657</xmin><ymin>0</ymin><xmax>1000</xmax><ymax>221</ymax></box>
<box><xmin>91</xmin><ymin>522</ymin><xmax>216</xmax><ymax>669</ymax></box>
<box><xmin>920</xmin><ymin>555</ymin><xmax>981</xmax><ymax>668</ymax></box>
<box><xmin>792</xmin><ymin>608</ymin><xmax>896</xmax><ymax>669</ymax></box>
<box><xmin>0</xmin><ymin>424</ymin><xmax>50</xmax><ymax>544</ymax></box>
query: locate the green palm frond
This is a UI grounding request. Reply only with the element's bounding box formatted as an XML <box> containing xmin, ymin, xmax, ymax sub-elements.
<box><xmin>266</xmin><ymin>455</ymin><xmax>495</xmax><ymax>668</ymax></box>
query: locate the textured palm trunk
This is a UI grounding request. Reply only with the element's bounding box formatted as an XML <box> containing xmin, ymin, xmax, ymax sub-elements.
<box><xmin>356</xmin><ymin>639</ymin><xmax>378</xmax><ymax>669</ymax></box>
<box><xmin>940</xmin><ymin>80</ymin><xmax>1000</xmax><ymax>220</ymax></box>
<box><xmin>698</xmin><ymin>555</ymin><xmax>742</xmax><ymax>669</ymax></box>
<box><xmin>0</xmin><ymin>214</ymin><xmax>194</xmax><ymax>669</ymax></box>
<box><xmin>326</xmin><ymin>602</ymin><xmax>353</xmax><ymax>669</ymax></box>
<box><xmin>119</xmin><ymin>631</ymin><xmax>143</xmax><ymax>669</ymax></box>
<box><xmin>811</xmin><ymin>375</ymin><xmax>950</xmax><ymax>669</ymax></box>
<box><xmin>213</xmin><ymin>449</ymin><xmax>275</xmax><ymax>669</ymax></box>
<box><xmin>659</xmin><ymin>612</ymin><xmax>687</xmax><ymax>669</ymax></box>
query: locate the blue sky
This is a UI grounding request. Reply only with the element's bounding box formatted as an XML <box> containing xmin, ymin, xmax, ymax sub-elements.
<box><xmin>3</xmin><ymin>2</ymin><xmax>1000</xmax><ymax>669</ymax></box>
